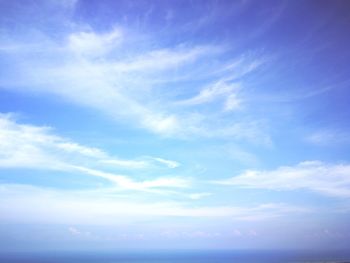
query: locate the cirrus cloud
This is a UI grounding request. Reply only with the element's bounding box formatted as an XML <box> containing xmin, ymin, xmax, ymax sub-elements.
<box><xmin>214</xmin><ymin>161</ymin><xmax>350</xmax><ymax>197</ymax></box>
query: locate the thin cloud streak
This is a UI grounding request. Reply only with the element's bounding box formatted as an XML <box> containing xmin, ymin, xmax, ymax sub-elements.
<box><xmin>70</xmin><ymin>165</ymin><xmax>190</xmax><ymax>192</ymax></box>
<box><xmin>176</xmin><ymin>80</ymin><xmax>241</xmax><ymax>112</ymax></box>
<box><xmin>214</xmin><ymin>161</ymin><xmax>350</xmax><ymax>197</ymax></box>
<box><xmin>0</xmin><ymin>114</ymin><xmax>188</xmax><ymax>193</ymax></box>
<box><xmin>0</xmin><ymin>183</ymin><xmax>309</xmax><ymax>225</ymax></box>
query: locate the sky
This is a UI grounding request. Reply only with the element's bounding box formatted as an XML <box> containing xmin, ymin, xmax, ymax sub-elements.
<box><xmin>0</xmin><ymin>0</ymin><xmax>350</xmax><ymax>251</ymax></box>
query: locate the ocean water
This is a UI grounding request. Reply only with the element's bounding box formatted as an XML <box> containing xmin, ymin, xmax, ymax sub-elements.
<box><xmin>1</xmin><ymin>250</ymin><xmax>350</xmax><ymax>263</ymax></box>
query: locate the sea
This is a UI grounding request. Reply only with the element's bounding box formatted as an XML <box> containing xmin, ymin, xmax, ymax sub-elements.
<box><xmin>0</xmin><ymin>250</ymin><xmax>349</xmax><ymax>263</ymax></box>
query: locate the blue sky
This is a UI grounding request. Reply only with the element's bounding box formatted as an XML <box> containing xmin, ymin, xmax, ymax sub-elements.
<box><xmin>0</xmin><ymin>0</ymin><xmax>350</xmax><ymax>251</ymax></box>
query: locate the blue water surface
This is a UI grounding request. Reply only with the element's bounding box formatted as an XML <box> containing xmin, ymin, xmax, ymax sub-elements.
<box><xmin>1</xmin><ymin>250</ymin><xmax>350</xmax><ymax>263</ymax></box>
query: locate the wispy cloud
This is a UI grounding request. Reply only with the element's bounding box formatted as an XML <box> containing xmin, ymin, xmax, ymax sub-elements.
<box><xmin>111</xmin><ymin>46</ymin><xmax>215</xmax><ymax>73</ymax></box>
<box><xmin>99</xmin><ymin>159</ymin><xmax>150</xmax><ymax>169</ymax></box>
<box><xmin>306</xmin><ymin>129</ymin><xmax>350</xmax><ymax>146</ymax></box>
<box><xmin>0</xmin><ymin>184</ymin><xmax>308</xmax><ymax>225</ymax></box>
<box><xmin>0</xmin><ymin>23</ymin><xmax>268</xmax><ymax>141</ymax></box>
<box><xmin>0</xmin><ymin>114</ymin><xmax>186</xmax><ymax>192</ymax></box>
<box><xmin>70</xmin><ymin>165</ymin><xmax>190</xmax><ymax>192</ymax></box>
<box><xmin>161</xmin><ymin>230</ymin><xmax>222</xmax><ymax>239</ymax></box>
<box><xmin>177</xmin><ymin>80</ymin><xmax>241</xmax><ymax>112</ymax></box>
<box><xmin>214</xmin><ymin>161</ymin><xmax>350</xmax><ymax>197</ymax></box>
<box><xmin>188</xmin><ymin>192</ymin><xmax>212</xmax><ymax>200</ymax></box>
<box><xmin>68</xmin><ymin>226</ymin><xmax>91</xmax><ymax>237</ymax></box>
<box><xmin>67</xmin><ymin>28</ymin><xmax>123</xmax><ymax>57</ymax></box>
<box><xmin>149</xmin><ymin>157</ymin><xmax>180</xmax><ymax>169</ymax></box>
<box><xmin>100</xmin><ymin>156</ymin><xmax>179</xmax><ymax>169</ymax></box>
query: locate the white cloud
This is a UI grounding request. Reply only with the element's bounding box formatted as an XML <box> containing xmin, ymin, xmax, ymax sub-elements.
<box><xmin>214</xmin><ymin>56</ymin><xmax>265</xmax><ymax>81</ymax></box>
<box><xmin>70</xmin><ymin>165</ymin><xmax>190</xmax><ymax>191</ymax></box>
<box><xmin>0</xmin><ymin>25</ymin><xmax>268</xmax><ymax>141</ymax></box>
<box><xmin>224</xmin><ymin>93</ymin><xmax>241</xmax><ymax>111</ymax></box>
<box><xmin>0</xmin><ymin>114</ymin><xmax>186</xmax><ymax>192</ymax></box>
<box><xmin>0</xmin><ymin>114</ymin><xmax>64</xmax><ymax>169</ymax></box>
<box><xmin>100</xmin><ymin>156</ymin><xmax>180</xmax><ymax>169</ymax></box>
<box><xmin>68</xmin><ymin>226</ymin><xmax>91</xmax><ymax>237</ymax></box>
<box><xmin>150</xmin><ymin>157</ymin><xmax>180</xmax><ymax>168</ymax></box>
<box><xmin>0</xmin><ymin>114</ymin><xmax>180</xmax><ymax>169</ymax></box>
<box><xmin>112</xmin><ymin>46</ymin><xmax>213</xmax><ymax>73</ymax></box>
<box><xmin>68</xmin><ymin>28</ymin><xmax>123</xmax><ymax>56</ymax></box>
<box><xmin>188</xmin><ymin>192</ymin><xmax>212</xmax><ymax>200</ymax></box>
<box><xmin>99</xmin><ymin>159</ymin><xmax>149</xmax><ymax>169</ymax></box>
<box><xmin>0</xmin><ymin>184</ymin><xmax>308</xmax><ymax>225</ymax></box>
<box><xmin>4</xmin><ymin>45</ymin><xmax>210</xmax><ymax>137</ymax></box>
<box><xmin>56</xmin><ymin>142</ymin><xmax>106</xmax><ymax>158</ymax></box>
<box><xmin>177</xmin><ymin>80</ymin><xmax>241</xmax><ymax>111</ymax></box>
<box><xmin>215</xmin><ymin>161</ymin><xmax>350</xmax><ymax>197</ymax></box>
